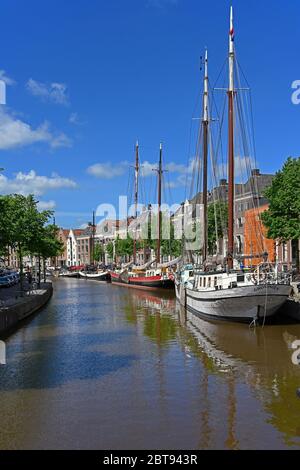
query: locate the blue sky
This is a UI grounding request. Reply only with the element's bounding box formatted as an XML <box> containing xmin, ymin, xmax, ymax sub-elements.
<box><xmin>0</xmin><ymin>0</ymin><xmax>299</xmax><ymax>228</ymax></box>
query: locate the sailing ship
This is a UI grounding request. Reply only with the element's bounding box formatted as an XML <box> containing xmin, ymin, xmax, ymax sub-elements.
<box><xmin>79</xmin><ymin>211</ymin><xmax>110</xmax><ymax>281</ymax></box>
<box><xmin>110</xmin><ymin>142</ymin><xmax>174</xmax><ymax>290</ymax></box>
<box><xmin>176</xmin><ymin>7</ymin><xmax>291</xmax><ymax>323</ymax></box>
<box><xmin>59</xmin><ymin>265</ymin><xmax>84</xmax><ymax>278</ymax></box>
<box><xmin>79</xmin><ymin>270</ymin><xmax>110</xmax><ymax>281</ymax></box>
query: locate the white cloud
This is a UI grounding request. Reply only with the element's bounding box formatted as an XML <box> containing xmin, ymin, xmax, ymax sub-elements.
<box><xmin>0</xmin><ymin>108</ymin><xmax>72</xmax><ymax>150</ymax></box>
<box><xmin>69</xmin><ymin>112</ymin><xmax>82</xmax><ymax>125</ymax></box>
<box><xmin>141</xmin><ymin>159</ymin><xmax>196</xmax><ymax>177</ymax></box>
<box><xmin>140</xmin><ymin>160</ymin><xmax>158</xmax><ymax>177</ymax></box>
<box><xmin>218</xmin><ymin>156</ymin><xmax>256</xmax><ymax>180</ymax></box>
<box><xmin>87</xmin><ymin>157</ymin><xmax>196</xmax><ymax>184</ymax></box>
<box><xmin>50</xmin><ymin>132</ymin><xmax>72</xmax><ymax>149</ymax></box>
<box><xmin>87</xmin><ymin>162</ymin><xmax>128</xmax><ymax>179</ymax></box>
<box><xmin>152</xmin><ymin>158</ymin><xmax>197</xmax><ymax>189</ymax></box>
<box><xmin>37</xmin><ymin>200</ymin><xmax>56</xmax><ymax>211</ymax></box>
<box><xmin>165</xmin><ymin>173</ymin><xmax>192</xmax><ymax>189</ymax></box>
<box><xmin>0</xmin><ymin>70</ymin><xmax>16</xmax><ymax>86</ymax></box>
<box><xmin>0</xmin><ymin>170</ymin><xmax>77</xmax><ymax>196</ymax></box>
<box><xmin>26</xmin><ymin>78</ymin><xmax>69</xmax><ymax>105</ymax></box>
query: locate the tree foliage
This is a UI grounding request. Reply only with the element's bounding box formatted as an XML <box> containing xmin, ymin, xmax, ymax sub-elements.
<box><xmin>0</xmin><ymin>194</ymin><xmax>63</xmax><ymax>286</ymax></box>
<box><xmin>106</xmin><ymin>242</ymin><xmax>114</xmax><ymax>260</ymax></box>
<box><xmin>115</xmin><ymin>235</ymin><xmax>136</xmax><ymax>257</ymax></box>
<box><xmin>139</xmin><ymin>211</ymin><xmax>181</xmax><ymax>257</ymax></box>
<box><xmin>161</xmin><ymin>222</ymin><xmax>182</xmax><ymax>258</ymax></box>
<box><xmin>93</xmin><ymin>243</ymin><xmax>104</xmax><ymax>262</ymax></box>
<box><xmin>261</xmin><ymin>157</ymin><xmax>300</xmax><ymax>241</ymax></box>
<box><xmin>32</xmin><ymin>225</ymin><xmax>64</xmax><ymax>260</ymax></box>
<box><xmin>207</xmin><ymin>202</ymin><xmax>228</xmax><ymax>255</ymax></box>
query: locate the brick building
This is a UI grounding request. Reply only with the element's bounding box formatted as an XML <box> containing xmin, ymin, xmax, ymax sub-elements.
<box><xmin>244</xmin><ymin>205</ymin><xmax>276</xmax><ymax>267</ymax></box>
<box><xmin>56</xmin><ymin>228</ymin><xmax>69</xmax><ymax>267</ymax></box>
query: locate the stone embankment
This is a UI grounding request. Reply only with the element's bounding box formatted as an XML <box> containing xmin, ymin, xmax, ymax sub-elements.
<box><xmin>283</xmin><ymin>282</ymin><xmax>300</xmax><ymax>321</ymax></box>
<box><xmin>0</xmin><ymin>283</ymin><xmax>53</xmax><ymax>336</ymax></box>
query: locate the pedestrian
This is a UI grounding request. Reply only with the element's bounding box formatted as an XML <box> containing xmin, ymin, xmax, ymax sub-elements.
<box><xmin>27</xmin><ymin>271</ymin><xmax>32</xmax><ymax>285</ymax></box>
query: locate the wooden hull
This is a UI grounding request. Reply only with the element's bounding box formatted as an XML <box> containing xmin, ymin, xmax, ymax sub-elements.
<box><xmin>79</xmin><ymin>271</ymin><xmax>110</xmax><ymax>282</ymax></box>
<box><xmin>59</xmin><ymin>272</ymin><xmax>80</xmax><ymax>278</ymax></box>
<box><xmin>185</xmin><ymin>284</ymin><xmax>291</xmax><ymax>323</ymax></box>
<box><xmin>110</xmin><ymin>272</ymin><xmax>174</xmax><ymax>291</ymax></box>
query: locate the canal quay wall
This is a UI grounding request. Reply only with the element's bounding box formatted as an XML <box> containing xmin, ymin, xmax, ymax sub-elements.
<box><xmin>279</xmin><ymin>282</ymin><xmax>300</xmax><ymax>322</ymax></box>
<box><xmin>285</xmin><ymin>299</ymin><xmax>300</xmax><ymax>321</ymax></box>
<box><xmin>0</xmin><ymin>283</ymin><xmax>53</xmax><ymax>336</ymax></box>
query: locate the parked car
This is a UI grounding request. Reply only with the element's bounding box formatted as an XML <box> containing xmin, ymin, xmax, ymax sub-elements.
<box><xmin>0</xmin><ymin>270</ymin><xmax>20</xmax><ymax>287</ymax></box>
<box><xmin>0</xmin><ymin>276</ymin><xmax>10</xmax><ymax>287</ymax></box>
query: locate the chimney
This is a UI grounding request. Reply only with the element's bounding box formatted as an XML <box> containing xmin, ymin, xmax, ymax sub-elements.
<box><xmin>251</xmin><ymin>169</ymin><xmax>260</xmax><ymax>176</ymax></box>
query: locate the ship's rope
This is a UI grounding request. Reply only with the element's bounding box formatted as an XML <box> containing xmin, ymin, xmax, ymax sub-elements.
<box><xmin>262</xmin><ymin>282</ymin><xmax>268</xmax><ymax>328</ymax></box>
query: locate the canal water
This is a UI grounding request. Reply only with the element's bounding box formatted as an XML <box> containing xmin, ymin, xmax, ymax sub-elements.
<box><xmin>0</xmin><ymin>278</ymin><xmax>300</xmax><ymax>450</ymax></box>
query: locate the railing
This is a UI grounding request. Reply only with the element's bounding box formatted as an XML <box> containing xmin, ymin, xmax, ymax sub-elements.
<box><xmin>0</xmin><ymin>281</ymin><xmax>41</xmax><ymax>309</ymax></box>
<box><xmin>255</xmin><ymin>262</ymin><xmax>292</xmax><ymax>286</ymax></box>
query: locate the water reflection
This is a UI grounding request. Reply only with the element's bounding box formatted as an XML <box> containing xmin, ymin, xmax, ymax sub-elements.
<box><xmin>122</xmin><ymin>288</ymin><xmax>300</xmax><ymax>448</ymax></box>
<box><xmin>0</xmin><ymin>279</ymin><xmax>299</xmax><ymax>449</ymax></box>
<box><xmin>123</xmin><ymin>291</ymin><xmax>177</xmax><ymax>345</ymax></box>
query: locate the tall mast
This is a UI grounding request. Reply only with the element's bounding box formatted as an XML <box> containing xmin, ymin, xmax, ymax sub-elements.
<box><xmin>133</xmin><ymin>141</ymin><xmax>139</xmax><ymax>265</ymax></box>
<box><xmin>91</xmin><ymin>210</ymin><xmax>95</xmax><ymax>266</ymax></box>
<box><xmin>157</xmin><ymin>143</ymin><xmax>163</xmax><ymax>265</ymax></box>
<box><xmin>227</xmin><ymin>5</ymin><xmax>235</xmax><ymax>270</ymax></box>
<box><xmin>202</xmin><ymin>49</ymin><xmax>209</xmax><ymax>264</ymax></box>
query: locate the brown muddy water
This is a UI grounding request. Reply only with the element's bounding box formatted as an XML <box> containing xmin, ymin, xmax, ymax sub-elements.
<box><xmin>0</xmin><ymin>278</ymin><xmax>300</xmax><ymax>450</ymax></box>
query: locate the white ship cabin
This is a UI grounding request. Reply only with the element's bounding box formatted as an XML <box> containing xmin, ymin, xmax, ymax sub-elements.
<box><xmin>193</xmin><ymin>271</ymin><xmax>248</xmax><ymax>291</ymax></box>
<box><xmin>130</xmin><ymin>267</ymin><xmax>169</xmax><ymax>278</ymax></box>
<box><xmin>179</xmin><ymin>265</ymin><xmax>194</xmax><ymax>284</ymax></box>
<box><xmin>192</xmin><ymin>263</ymin><xmax>291</xmax><ymax>291</ymax></box>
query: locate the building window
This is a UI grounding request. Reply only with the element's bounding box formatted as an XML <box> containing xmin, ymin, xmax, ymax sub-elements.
<box><xmin>283</xmin><ymin>242</ymin><xmax>288</xmax><ymax>262</ymax></box>
<box><xmin>236</xmin><ymin>235</ymin><xmax>243</xmax><ymax>254</ymax></box>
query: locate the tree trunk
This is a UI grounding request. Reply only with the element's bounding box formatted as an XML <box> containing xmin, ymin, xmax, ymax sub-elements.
<box><xmin>43</xmin><ymin>257</ymin><xmax>47</xmax><ymax>283</ymax></box>
<box><xmin>38</xmin><ymin>255</ymin><xmax>41</xmax><ymax>288</ymax></box>
<box><xmin>18</xmin><ymin>243</ymin><xmax>24</xmax><ymax>295</ymax></box>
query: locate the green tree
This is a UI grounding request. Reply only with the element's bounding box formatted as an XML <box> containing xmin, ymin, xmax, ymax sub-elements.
<box><xmin>207</xmin><ymin>202</ymin><xmax>228</xmax><ymax>255</ymax></box>
<box><xmin>261</xmin><ymin>157</ymin><xmax>300</xmax><ymax>270</ymax></box>
<box><xmin>140</xmin><ymin>212</ymin><xmax>156</xmax><ymax>250</ymax></box>
<box><xmin>261</xmin><ymin>157</ymin><xmax>300</xmax><ymax>240</ymax></box>
<box><xmin>115</xmin><ymin>235</ymin><xmax>134</xmax><ymax>259</ymax></box>
<box><xmin>106</xmin><ymin>242</ymin><xmax>114</xmax><ymax>261</ymax></box>
<box><xmin>31</xmin><ymin>224</ymin><xmax>64</xmax><ymax>285</ymax></box>
<box><xmin>0</xmin><ymin>194</ymin><xmax>53</xmax><ymax>290</ymax></box>
<box><xmin>140</xmin><ymin>211</ymin><xmax>177</xmax><ymax>256</ymax></box>
<box><xmin>161</xmin><ymin>222</ymin><xmax>182</xmax><ymax>258</ymax></box>
<box><xmin>0</xmin><ymin>194</ymin><xmax>62</xmax><ymax>290</ymax></box>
